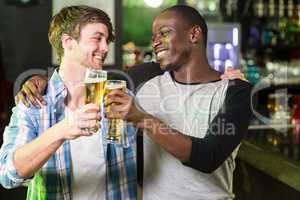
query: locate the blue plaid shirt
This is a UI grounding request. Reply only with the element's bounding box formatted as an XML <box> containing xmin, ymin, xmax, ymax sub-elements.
<box><xmin>0</xmin><ymin>70</ymin><xmax>137</xmax><ymax>200</ymax></box>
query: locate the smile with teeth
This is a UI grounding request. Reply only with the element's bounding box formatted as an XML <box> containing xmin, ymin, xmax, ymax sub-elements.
<box><xmin>94</xmin><ymin>55</ymin><xmax>103</xmax><ymax>60</ymax></box>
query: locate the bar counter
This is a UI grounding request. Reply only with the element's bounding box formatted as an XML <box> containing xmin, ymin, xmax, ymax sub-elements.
<box><xmin>234</xmin><ymin>135</ymin><xmax>300</xmax><ymax>200</ymax></box>
<box><xmin>238</xmin><ymin>139</ymin><xmax>300</xmax><ymax>191</ymax></box>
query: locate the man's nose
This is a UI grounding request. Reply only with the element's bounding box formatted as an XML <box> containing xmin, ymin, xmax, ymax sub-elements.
<box><xmin>152</xmin><ymin>36</ymin><xmax>162</xmax><ymax>49</ymax></box>
<box><xmin>100</xmin><ymin>40</ymin><xmax>109</xmax><ymax>54</ymax></box>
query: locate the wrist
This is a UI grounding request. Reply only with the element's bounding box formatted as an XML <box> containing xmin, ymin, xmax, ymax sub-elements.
<box><xmin>136</xmin><ymin>114</ymin><xmax>158</xmax><ymax>130</ymax></box>
<box><xmin>138</xmin><ymin>115</ymin><xmax>174</xmax><ymax>137</ymax></box>
<box><xmin>55</xmin><ymin>119</ymin><xmax>71</xmax><ymax>141</ymax></box>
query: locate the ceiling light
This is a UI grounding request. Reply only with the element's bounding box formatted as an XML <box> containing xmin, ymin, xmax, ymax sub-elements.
<box><xmin>144</xmin><ymin>0</ymin><xmax>163</xmax><ymax>8</ymax></box>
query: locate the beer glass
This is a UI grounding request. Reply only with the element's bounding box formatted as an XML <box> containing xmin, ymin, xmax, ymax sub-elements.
<box><xmin>104</xmin><ymin>80</ymin><xmax>127</xmax><ymax>145</ymax></box>
<box><xmin>84</xmin><ymin>69</ymin><xmax>107</xmax><ymax>132</ymax></box>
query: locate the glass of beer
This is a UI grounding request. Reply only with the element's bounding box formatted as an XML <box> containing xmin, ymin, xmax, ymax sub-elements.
<box><xmin>84</xmin><ymin>68</ymin><xmax>107</xmax><ymax>132</ymax></box>
<box><xmin>104</xmin><ymin>80</ymin><xmax>127</xmax><ymax>145</ymax></box>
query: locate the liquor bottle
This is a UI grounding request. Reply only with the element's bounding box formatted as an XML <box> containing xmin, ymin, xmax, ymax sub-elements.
<box><xmin>255</xmin><ymin>0</ymin><xmax>264</xmax><ymax>17</ymax></box>
<box><xmin>225</xmin><ymin>0</ymin><xmax>233</xmax><ymax>18</ymax></box>
<box><xmin>279</xmin><ymin>0</ymin><xmax>285</xmax><ymax>18</ymax></box>
<box><xmin>254</xmin><ymin>0</ymin><xmax>264</xmax><ymax>18</ymax></box>
<box><xmin>287</xmin><ymin>0</ymin><xmax>294</xmax><ymax>18</ymax></box>
<box><xmin>291</xmin><ymin>98</ymin><xmax>300</xmax><ymax>145</ymax></box>
<box><xmin>278</xmin><ymin>0</ymin><xmax>289</xmax><ymax>46</ymax></box>
<box><xmin>297</xmin><ymin>1</ymin><xmax>300</xmax><ymax>27</ymax></box>
<box><xmin>291</xmin><ymin>95</ymin><xmax>300</xmax><ymax>160</ymax></box>
<box><xmin>269</xmin><ymin>0</ymin><xmax>275</xmax><ymax>17</ymax></box>
<box><xmin>232</xmin><ymin>0</ymin><xmax>238</xmax><ymax>18</ymax></box>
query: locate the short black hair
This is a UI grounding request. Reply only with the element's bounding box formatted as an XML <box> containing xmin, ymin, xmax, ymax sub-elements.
<box><xmin>162</xmin><ymin>5</ymin><xmax>208</xmax><ymax>47</ymax></box>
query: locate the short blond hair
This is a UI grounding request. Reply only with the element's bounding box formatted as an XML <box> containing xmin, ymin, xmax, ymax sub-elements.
<box><xmin>48</xmin><ymin>5</ymin><xmax>115</xmax><ymax>63</ymax></box>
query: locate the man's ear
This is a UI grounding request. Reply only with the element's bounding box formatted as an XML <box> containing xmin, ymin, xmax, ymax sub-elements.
<box><xmin>190</xmin><ymin>25</ymin><xmax>202</xmax><ymax>44</ymax></box>
<box><xmin>61</xmin><ymin>34</ymin><xmax>74</xmax><ymax>50</ymax></box>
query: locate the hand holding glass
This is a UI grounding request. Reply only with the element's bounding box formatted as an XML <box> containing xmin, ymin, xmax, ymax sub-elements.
<box><xmin>84</xmin><ymin>68</ymin><xmax>107</xmax><ymax>132</ymax></box>
<box><xmin>104</xmin><ymin>80</ymin><xmax>128</xmax><ymax>145</ymax></box>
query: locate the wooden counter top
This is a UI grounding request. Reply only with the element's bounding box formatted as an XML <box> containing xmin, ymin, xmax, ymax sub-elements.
<box><xmin>238</xmin><ymin>139</ymin><xmax>300</xmax><ymax>192</ymax></box>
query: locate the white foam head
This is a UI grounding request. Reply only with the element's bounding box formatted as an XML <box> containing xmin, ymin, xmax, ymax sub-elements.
<box><xmin>105</xmin><ymin>80</ymin><xmax>126</xmax><ymax>89</ymax></box>
<box><xmin>84</xmin><ymin>69</ymin><xmax>107</xmax><ymax>83</ymax></box>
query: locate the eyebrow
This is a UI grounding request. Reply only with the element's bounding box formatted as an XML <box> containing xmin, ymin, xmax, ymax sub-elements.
<box><xmin>92</xmin><ymin>32</ymin><xmax>107</xmax><ymax>37</ymax></box>
<box><xmin>159</xmin><ymin>25</ymin><xmax>170</xmax><ymax>30</ymax></box>
<box><xmin>161</xmin><ymin>25</ymin><xmax>171</xmax><ymax>29</ymax></box>
<box><xmin>152</xmin><ymin>25</ymin><xmax>170</xmax><ymax>34</ymax></box>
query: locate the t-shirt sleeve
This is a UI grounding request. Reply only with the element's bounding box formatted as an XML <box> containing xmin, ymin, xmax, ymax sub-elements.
<box><xmin>182</xmin><ymin>79</ymin><xmax>253</xmax><ymax>173</ymax></box>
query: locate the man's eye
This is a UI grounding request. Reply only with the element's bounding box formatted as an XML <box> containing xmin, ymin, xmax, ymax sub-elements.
<box><xmin>161</xmin><ymin>30</ymin><xmax>170</xmax><ymax>37</ymax></box>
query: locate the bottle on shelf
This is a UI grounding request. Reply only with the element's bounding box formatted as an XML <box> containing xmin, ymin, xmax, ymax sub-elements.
<box><xmin>268</xmin><ymin>0</ymin><xmax>276</xmax><ymax>17</ymax></box>
<box><xmin>254</xmin><ymin>0</ymin><xmax>264</xmax><ymax>18</ymax></box>
<box><xmin>291</xmin><ymin>95</ymin><xmax>300</xmax><ymax>160</ymax></box>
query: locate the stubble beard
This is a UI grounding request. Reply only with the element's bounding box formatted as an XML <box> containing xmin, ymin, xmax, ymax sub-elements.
<box><xmin>162</xmin><ymin>47</ymin><xmax>191</xmax><ymax>72</ymax></box>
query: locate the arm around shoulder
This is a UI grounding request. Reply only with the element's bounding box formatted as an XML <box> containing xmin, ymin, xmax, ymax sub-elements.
<box><xmin>183</xmin><ymin>79</ymin><xmax>253</xmax><ymax>173</ymax></box>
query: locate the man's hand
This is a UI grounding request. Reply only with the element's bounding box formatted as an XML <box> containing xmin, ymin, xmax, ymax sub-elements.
<box><xmin>15</xmin><ymin>75</ymin><xmax>48</xmax><ymax>108</ymax></box>
<box><xmin>221</xmin><ymin>66</ymin><xmax>247</xmax><ymax>81</ymax></box>
<box><xmin>60</xmin><ymin>103</ymin><xmax>101</xmax><ymax>140</ymax></box>
<box><xmin>105</xmin><ymin>90</ymin><xmax>145</xmax><ymax>126</ymax></box>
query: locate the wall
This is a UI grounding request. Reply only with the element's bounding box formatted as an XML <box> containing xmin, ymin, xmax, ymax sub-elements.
<box><xmin>0</xmin><ymin>0</ymin><xmax>52</xmax><ymax>84</ymax></box>
<box><xmin>0</xmin><ymin>1</ymin><xmax>51</xmax><ymax>198</ymax></box>
<box><xmin>123</xmin><ymin>0</ymin><xmax>177</xmax><ymax>47</ymax></box>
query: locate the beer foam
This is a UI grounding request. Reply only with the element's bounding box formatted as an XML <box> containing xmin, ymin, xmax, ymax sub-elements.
<box><xmin>105</xmin><ymin>81</ymin><xmax>126</xmax><ymax>90</ymax></box>
<box><xmin>84</xmin><ymin>77</ymin><xmax>106</xmax><ymax>83</ymax></box>
<box><xmin>84</xmin><ymin>70</ymin><xmax>107</xmax><ymax>83</ymax></box>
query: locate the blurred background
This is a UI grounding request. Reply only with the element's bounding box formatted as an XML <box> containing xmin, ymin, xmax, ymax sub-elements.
<box><xmin>1</xmin><ymin>0</ymin><xmax>300</xmax><ymax>199</ymax></box>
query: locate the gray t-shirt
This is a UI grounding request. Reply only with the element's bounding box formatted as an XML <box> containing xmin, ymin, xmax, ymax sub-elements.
<box><xmin>137</xmin><ymin>72</ymin><xmax>241</xmax><ymax>200</ymax></box>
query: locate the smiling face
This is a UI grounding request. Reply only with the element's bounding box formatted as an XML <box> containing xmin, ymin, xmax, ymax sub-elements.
<box><xmin>152</xmin><ymin>11</ymin><xmax>192</xmax><ymax>71</ymax></box>
<box><xmin>70</xmin><ymin>23</ymin><xmax>109</xmax><ymax>69</ymax></box>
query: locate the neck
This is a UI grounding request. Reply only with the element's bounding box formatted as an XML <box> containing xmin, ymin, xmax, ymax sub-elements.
<box><xmin>172</xmin><ymin>50</ymin><xmax>221</xmax><ymax>84</ymax></box>
<box><xmin>59</xmin><ymin>59</ymin><xmax>86</xmax><ymax>109</ymax></box>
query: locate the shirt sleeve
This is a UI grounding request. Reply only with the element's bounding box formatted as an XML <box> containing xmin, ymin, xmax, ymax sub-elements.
<box><xmin>182</xmin><ymin>79</ymin><xmax>253</xmax><ymax>173</ymax></box>
<box><xmin>0</xmin><ymin>104</ymin><xmax>37</xmax><ymax>188</ymax></box>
